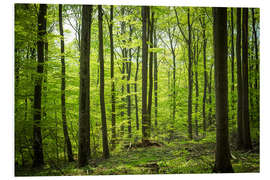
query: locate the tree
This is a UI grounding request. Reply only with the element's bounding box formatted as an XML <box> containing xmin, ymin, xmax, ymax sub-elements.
<box><xmin>78</xmin><ymin>5</ymin><xmax>92</xmax><ymax>167</ymax></box>
<box><xmin>147</xmin><ymin>10</ymin><xmax>154</xmax><ymax>134</ymax></box>
<box><xmin>120</xmin><ymin>7</ymin><xmax>126</xmax><ymax>137</ymax></box>
<box><xmin>208</xmin><ymin>64</ymin><xmax>214</xmax><ymax>126</ymax></box>
<box><xmin>141</xmin><ymin>6</ymin><xmax>150</xmax><ymax>144</ymax></box>
<box><xmin>159</xmin><ymin>14</ymin><xmax>177</xmax><ymax>134</ymax></box>
<box><xmin>134</xmin><ymin>47</ymin><xmax>140</xmax><ymax>130</ymax></box>
<box><xmin>187</xmin><ymin>8</ymin><xmax>193</xmax><ymax>139</ymax></box>
<box><xmin>212</xmin><ymin>7</ymin><xmax>233</xmax><ymax>173</ymax></box>
<box><xmin>230</xmin><ymin>8</ymin><xmax>235</xmax><ymax>121</ymax></box>
<box><xmin>200</xmin><ymin>15</ymin><xmax>207</xmax><ymax>135</ymax></box>
<box><xmin>174</xmin><ymin>7</ymin><xmax>193</xmax><ymax>139</ymax></box>
<box><xmin>127</xmin><ymin>24</ymin><xmax>133</xmax><ymax>139</ymax></box>
<box><xmin>241</xmin><ymin>8</ymin><xmax>252</xmax><ymax>150</ymax></box>
<box><xmin>32</xmin><ymin>4</ymin><xmax>47</xmax><ymax>168</ymax></box>
<box><xmin>236</xmin><ymin>8</ymin><xmax>244</xmax><ymax>149</ymax></box>
<box><xmin>153</xmin><ymin>23</ymin><xmax>158</xmax><ymax>128</ymax></box>
<box><xmin>194</xmin><ymin>30</ymin><xmax>199</xmax><ymax>137</ymax></box>
<box><xmin>98</xmin><ymin>5</ymin><xmax>110</xmax><ymax>159</ymax></box>
<box><xmin>108</xmin><ymin>5</ymin><xmax>116</xmax><ymax>149</ymax></box>
<box><xmin>59</xmin><ymin>4</ymin><xmax>74</xmax><ymax>162</ymax></box>
<box><xmin>251</xmin><ymin>8</ymin><xmax>259</xmax><ymax>91</ymax></box>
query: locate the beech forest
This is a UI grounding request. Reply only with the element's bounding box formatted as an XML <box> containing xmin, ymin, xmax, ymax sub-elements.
<box><xmin>14</xmin><ymin>4</ymin><xmax>260</xmax><ymax>175</ymax></box>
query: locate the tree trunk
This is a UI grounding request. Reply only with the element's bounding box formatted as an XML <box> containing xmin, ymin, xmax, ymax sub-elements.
<box><xmin>54</xmin><ymin>100</ymin><xmax>59</xmax><ymax>161</ymax></box>
<box><xmin>242</xmin><ymin>8</ymin><xmax>252</xmax><ymax>150</ymax></box>
<box><xmin>154</xmin><ymin>26</ymin><xmax>158</xmax><ymax>128</ymax></box>
<box><xmin>201</xmin><ymin>16</ymin><xmax>207</xmax><ymax>135</ymax></box>
<box><xmin>236</xmin><ymin>8</ymin><xmax>244</xmax><ymax>149</ymax></box>
<box><xmin>59</xmin><ymin>4</ymin><xmax>74</xmax><ymax>162</ymax></box>
<box><xmin>252</xmin><ymin>8</ymin><xmax>259</xmax><ymax>90</ymax></box>
<box><xmin>208</xmin><ymin>64</ymin><xmax>214</xmax><ymax>125</ymax></box>
<box><xmin>187</xmin><ymin>8</ymin><xmax>193</xmax><ymax>140</ymax></box>
<box><xmin>127</xmin><ymin>25</ymin><xmax>133</xmax><ymax>139</ymax></box>
<box><xmin>208</xmin><ymin>64</ymin><xmax>213</xmax><ymax>126</ymax></box>
<box><xmin>194</xmin><ymin>31</ymin><xmax>199</xmax><ymax>137</ymax></box>
<box><xmin>134</xmin><ymin>47</ymin><xmax>140</xmax><ymax>130</ymax></box>
<box><xmin>231</xmin><ymin>8</ymin><xmax>235</xmax><ymax>121</ymax></box>
<box><xmin>120</xmin><ymin>7</ymin><xmax>126</xmax><ymax>137</ymax></box>
<box><xmin>43</xmin><ymin>18</ymin><xmax>48</xmax><ymax>124</ymax></box>
<box><xmin>141</xmin><ymin>6</ymin><xmax>150</xmax><ymax>144</ymax></box>
<box><xmin>212</xmin><ymin>7</ymin><xmax>234</xmax><ymax>173</ymax></box>
<box><xmin>78</xmin><ymin>5</ymin><xmax>92</xmax><ymax>167</ymax></box>
<box><xmin>167</xmin><ymin>25</ymin><xmax>176</xmax><ymax>134</ymax></box>
<box><xmin>147</xmin><ymin>11</ymin><xmax>154</xmax><ymax>135</ymax></box>
<box><xmin>172</xmin><ymin>44</ymin><xmax>176</xmax><ymax>127</ymax></box>
<box><xmin>32</xmin><ymin>4</ymin><xmax>47</xmax><ymax>168</ymax></box>
<box><xmin>109</xmin><ymin>5</ymin><xmax>116</xmax><ymax>150</ymax></box>
<box><xmin>98</xmin><ymin>5</ymin><xmax>110</xmax><ymax>159</ymax></box>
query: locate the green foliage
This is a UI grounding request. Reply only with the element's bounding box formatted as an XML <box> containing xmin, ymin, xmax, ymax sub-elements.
<box><xmin>14</xmin><ymin>4</ymin><xmax>259</xmax><ymax>175</ymax></box>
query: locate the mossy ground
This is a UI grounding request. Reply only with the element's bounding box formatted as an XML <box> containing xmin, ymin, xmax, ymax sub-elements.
<box><xmin>15</xmin><ymin>136</ymin><xmax>259</xmax><ymax>176</ymax></box>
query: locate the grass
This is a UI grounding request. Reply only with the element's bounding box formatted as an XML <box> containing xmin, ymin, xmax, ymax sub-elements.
<box><xmin>15</xmin><ymin>136</ymin><xmax>259</xmax><ymax>176</ymax></box>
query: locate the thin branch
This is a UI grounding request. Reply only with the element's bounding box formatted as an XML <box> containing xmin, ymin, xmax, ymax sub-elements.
<box><xmin>174</xmin><ymin>7</ymin><xmax>188</xmax><ymax>42</ymax></box>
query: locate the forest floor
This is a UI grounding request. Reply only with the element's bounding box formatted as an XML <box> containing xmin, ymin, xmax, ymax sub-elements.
<box><xmin>15</xmin><ymin>136</ymin><xmax>259</xmax><ymax>176</ymax></box>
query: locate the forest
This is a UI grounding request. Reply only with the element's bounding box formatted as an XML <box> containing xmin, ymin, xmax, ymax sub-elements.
<box><xmin>14</xmin><ymin>3</ymin><xmax>260</xmax><ymax>175</ymax></box>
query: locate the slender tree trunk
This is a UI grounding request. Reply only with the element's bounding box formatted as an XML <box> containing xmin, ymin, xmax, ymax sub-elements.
<box><xmin>32</xmin><ymin>4</ymin><xmax>47</xmax><ymax>168</ymax></box>
<box><xmin>201</xmin><ymin>16</ymin><xmax>207</xmax><ymax>135</ymax></box>
<box><xmin>194</xmin><ymin>31</ymin><xmax>199</xmax><ymax>137</ymax></box>
<box><xmin>134</xmin><ymin>47</ymin><xmax>140</xmax><ymax>130</ymax></box>
<box><xmin>54</xmin><ymin>100</ymin><xmax>59</xmax><ymax>161</ymax></box>
<box><xmin>120</xmin><ymin>7</ymin><xmax>126</xmax><ymax>137</ymax></box>
<box><xmin>212</xmin><ymin>7</ymin><xmax>234</xmax><ymax>173</ymax></box>
<box><xmin>147</xmin><ymin>11</ymin><xmax>154</xmax><ymax>135</ymax></box>
<box><xmin>154</xmin><ymin>27</ymin><xmax>158</xmax><ymax>128</ymax></box>
<box><xmin>167</xmin><ymin>26</ymin><xmax>176</xmax><ymax>133</ymax></box>
<box><xmin>98</xmin><ymin>5</ymin><xmax>110</xmax><ymax>159</ymax></box>
<box><xmin>141</xmin><ymin>6</ymin><xmax>150</xmax><ymax>144</ymax></box>
<box><xmin>187</xmin><ymin>8</ymin><xmax>193</xmax><ymax>140</ymax></box>
<box><xmin>168</xmin><ymin>69</ymin><xmax>171</xmax><ymax>120</ymax></box>
<box><xmin>172</xmin><ymin>48</ymin><xmax>176</xmax><ymax>127</ymax></box>
<box><xmin>127</xmin><ymin>25</ymin><xmax>133</xmax><ymax>139</ymax></box>
<box><xmin>249</xmin><ymin>40</ymin><xmax>254</xmax><ymax>123</ymax></box>
<box><xmin>236</xmin><ymin>8</ymin><xmax>244</xmax><ymax>149</ymax></box>
<box><xmin>252</xmin><ymin>8</ymin><xmax>259</xmax><ymax>90</ymax></box>
<box><xmin>242</xmin><ymin>8</ymin><xmax>252</xmax><ymax>150</ymax></box>
<box><xmin>109</xmin><ymin>5</ymin><xmax>116</xmax><ymax>150</ymax></box>
<box><xmin>208</xmin><ymin>64</ymin><xmax>213</xmax><ymax>126</ymax></box>
<box><xmin>22</xmin><ymin>97</ymin><xmax>28</xmax><ymax>166</ymax></box>
<box><xmin>193</xmin><ymin>33</ymin><xmax>199</xmax><ymax>136</ymax></box>
<box><xmin>231</xmin><ymin>8</ymin><xmax>235</xmax><ymax>121</ymax></box>
<box><xmin>78</xmin><ymin>5</ymin><xmax>92</xmax><ymax>167</ymax></box>
<box><xmin>120</xmin><ymin>63</ymin><xmax>125</xmax><ymax>137</ymax></box>
<box><xmin>59</xmin><ymin>4</ymin><xmax>74</xmax><ymax>162</ymax></box>
<box><xmin>43</xmin><ymin>19</ymin><xmax>48</xmax><ymax>123</ymax></box>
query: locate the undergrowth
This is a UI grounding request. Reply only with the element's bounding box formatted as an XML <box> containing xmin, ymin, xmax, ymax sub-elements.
<box><xmin>15</xmin><ymin>136</ymin><xmax>259</xmax><ymax>176</ymax></box>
